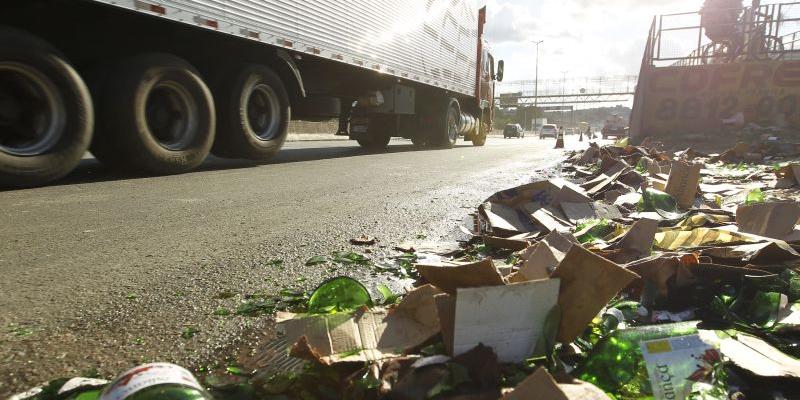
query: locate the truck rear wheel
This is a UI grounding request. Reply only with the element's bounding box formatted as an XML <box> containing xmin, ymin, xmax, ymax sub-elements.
<box><xmin>92</xmin><ymin>53</ymin><xmax>215</xmax><ymax>174</ymax></box>
<box><xmin>212</xmin><ymin>64</ymin><xmax>289</xmax><ymax>160</ymax></box>
<box><xmin>0</xmin><ymin>28</ymin><xmax>93</xmax><ymax>187</ymax></box>
<box><xmin>433</xmin><ymin>99</ymin><xmax>460</xmax><ymax>149</ymax></box>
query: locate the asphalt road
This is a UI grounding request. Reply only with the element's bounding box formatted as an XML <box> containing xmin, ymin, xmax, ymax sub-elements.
<box><xmin>0</xmin><ymin>135</ymin><xmax>589</xmax><ymax>396</ymax></box>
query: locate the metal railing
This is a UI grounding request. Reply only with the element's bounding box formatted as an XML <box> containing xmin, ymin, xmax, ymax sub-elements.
<box><xmin>646</xmin><ymin>2</ymin><xmax>800</xmax><ymax>67</ymax></box>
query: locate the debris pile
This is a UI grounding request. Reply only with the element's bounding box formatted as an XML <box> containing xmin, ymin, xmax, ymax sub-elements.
<box><xmin>17</xmin><ymin>139</ymin><xmax>800</xmax><ymax>400</ymax></box>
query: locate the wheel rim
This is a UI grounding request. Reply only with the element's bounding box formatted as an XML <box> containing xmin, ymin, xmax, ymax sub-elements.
<box><xmin>245</xmin><ymin>83</ymin><xmax>281</xmax><ymax>141</ymax></box>
<box><xmin>145</xmin><ymin>81</ymin><xmax>198</xmax><ymax>151</ymax></box>
<box><xmin>447</xmin><ymin>108</ymin><xmax>458</xmax><ymax>143</ymax></box>
<box><xmin>0</xmin><ymin>62</ymin><xmax>66</xmax><ymax>156</ymax></box>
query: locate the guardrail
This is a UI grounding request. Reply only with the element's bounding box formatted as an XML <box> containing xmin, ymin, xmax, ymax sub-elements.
<box><xmin>645</xmin><ymin>2</ymin><xmax>800</xmax><ymax>67</ymax></box>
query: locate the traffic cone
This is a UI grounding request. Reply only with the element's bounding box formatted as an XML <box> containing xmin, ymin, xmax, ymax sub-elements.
<box><xmin>554</xmin><ymin>131</ymin><xmax>564</xmax><ymax>149</ymax></box>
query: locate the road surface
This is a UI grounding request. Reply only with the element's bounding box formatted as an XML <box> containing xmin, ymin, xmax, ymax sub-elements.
<box><xmin>0</xmin><ymin>135</ymin><xmax>590</xmax><ymax>395</ymax></box>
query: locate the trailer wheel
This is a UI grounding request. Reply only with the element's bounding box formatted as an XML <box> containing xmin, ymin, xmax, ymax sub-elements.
<box><xmin>433</xmin><ymin>99</ymin><xmax>460</xmax><ymax>149</ymax></box>
<box><xmin>0</xmin><ymin>28</ymin><xmax>93</xmax><ymax>187</ymax></box>
<box><xmin>212</xmin><ymin>64</ymin><xmax>289</xmax><ymax>160</ymax></box>
<box><xmin>92</xmin><ymin>53</ymin><xmax>214</xmax><ymax>174</ymax></box>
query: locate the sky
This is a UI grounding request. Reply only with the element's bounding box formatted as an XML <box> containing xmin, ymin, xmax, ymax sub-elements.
<box><xmin>483</xmin><ymin>0</ymin><xmax>705</xmax><ymax>83</ymax></box>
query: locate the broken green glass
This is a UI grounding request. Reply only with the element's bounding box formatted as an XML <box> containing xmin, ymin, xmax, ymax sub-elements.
<box><xmin>307</xmin><ymin>277</ymin><xmax>371</xmax><ymax>314</ymax></box>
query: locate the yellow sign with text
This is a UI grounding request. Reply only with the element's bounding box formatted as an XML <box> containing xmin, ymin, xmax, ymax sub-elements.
<box><xmin>641</xmin><ymin>61</ymin><xmax>800</xmax><ymax>136</ymax></box>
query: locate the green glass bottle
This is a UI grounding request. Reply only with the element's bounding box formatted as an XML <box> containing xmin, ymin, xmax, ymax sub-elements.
<box><xmin>99</xmin><ymin>363</ymin><xmax>213</xmax><ymax>400</ymax></box>
<box><xmin>578</xmin><ymin>322</ymin><xmax>716</xmax><ymax>400</ymax></box>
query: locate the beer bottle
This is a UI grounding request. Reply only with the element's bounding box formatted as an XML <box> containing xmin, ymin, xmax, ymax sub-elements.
<box><xmin>98</xmin><ymin>363</ymin><xmax>212</xmax><ymax>400</ymax></box>
<box><xmin>577</xmin><ymin>322</ymin><xmax>718</xmax><ymax>399</ymax></box>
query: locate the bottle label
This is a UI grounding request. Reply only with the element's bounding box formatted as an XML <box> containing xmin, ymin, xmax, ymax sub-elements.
<box><xmin>640</xmin><ymin>334</ymin><xmax>719</xmax><ymax>400</ymax></box>
<box><xmin>99</xmin><ymin>363</ymin><xmax>203</xmax><ymax>400</ymax></box>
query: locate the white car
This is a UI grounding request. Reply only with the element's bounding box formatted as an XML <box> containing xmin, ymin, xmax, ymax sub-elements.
<box><xmin>539</xmin><ymin>124</ymin><xmax>558</xmax><ymax>139</ymax></box>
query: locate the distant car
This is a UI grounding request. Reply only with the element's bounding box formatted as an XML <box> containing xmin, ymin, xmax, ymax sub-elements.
<box><xmin>565</xmin><ymin>128</ymin><xmax>576</xmax><ymax>136</ymax></box>
<box><xmin>539</xmin><ymin>124</ymin><xmax>558</xmax><ymax>139</ymax></box>
<box><xmin>503</xmin><ymin>123</ymin><xmax>524</xmax><ymax>138</ymax></box>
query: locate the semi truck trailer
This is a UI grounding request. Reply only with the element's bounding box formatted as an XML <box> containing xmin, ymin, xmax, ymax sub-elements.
<box><xmin>0</xmin><ymin>0</ymin><xmax>504</xmax><ymax>187</ymax></box>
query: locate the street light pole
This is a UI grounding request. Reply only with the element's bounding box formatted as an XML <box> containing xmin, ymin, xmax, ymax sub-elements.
<box><xmin>531</xmin><ymin>40</ymin><xmax>543</xmax><ymax>131</ymax></box>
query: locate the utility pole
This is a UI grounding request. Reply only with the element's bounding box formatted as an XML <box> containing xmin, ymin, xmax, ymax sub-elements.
<box><xmin>531</xmin><ymin>40</ymin><xmax>544</xmax><ymax>131</ymax></box>
<box><xmin>561</xmin><ymin>70</ymin><xmax>568</xmax><ymax>128</ymax></box>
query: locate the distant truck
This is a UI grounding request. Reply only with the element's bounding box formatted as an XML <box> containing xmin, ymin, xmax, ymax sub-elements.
<box><xmin>1</xmin><ymin>0</ymin><xmax>503</xmax><ymax>186</ymax></box>
<box><xmin>602</xmin><ymin>114</ymin><xmax>629</xmax><ymax>139</ymax></box>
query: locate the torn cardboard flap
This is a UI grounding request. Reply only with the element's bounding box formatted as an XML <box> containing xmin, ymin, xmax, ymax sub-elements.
<box><xmin>712</xmin><ymin>331</ymin><xmax>800</xmax><ymax>378</ymax></box>
<box><xmin>581</xmin><ymin>162</ymin><xmax>628</xmax><ymax>195</ymax></box>
<box><xmin>502</xmin><ymin>368</ymin><xmax>567</xmax><ymax>400</ymax></box>
<box><xmin>617</xmin><ymin>218</ymin><xmax>659</xmax><ymax>260</ymax></box>
<box><xmin>451</xmin><ymin>279</ymin><xmax>560</xmax><ymax>363</ymax></box>
<box><xmin>664</xmin><ymin>160</ymin><xmax>702</xmax><ymax>209</ymax></box>
<box><xmin>518</xmin><ymin>242</ymin><xmax>560</xmax><ymax>281</ymax></box>
<box><xmin>279</xmin><ymin>284</ymin><xmax>442</xmax><ymax>364</ymax></box>
<box><xmin>551</xmin><ymin>245</ymin><xmax>640</xmax><ymax>343</ymax></box>
<box><xmin>416</xmin><ymin>258</ymin><xmax>505</xmax><ymax>294</ymax></box>
<box><xmin>736</xmin><ymin>201</ymin><xmax>800</xmax><ymax>239</ymax></box>
<box><xmin>527</xmin><ymin>205</ymin><xmax>573</xmax><ymax>233</ymax></box>
<box><xmin>542</xmin><ymin>230</ymin><xmax>580</xmax><ymax>255</ymax></box>
<box><xmin>503</xmin><ymin>368</ymin><xmax>611</xmax><ymax>400</ymax></box>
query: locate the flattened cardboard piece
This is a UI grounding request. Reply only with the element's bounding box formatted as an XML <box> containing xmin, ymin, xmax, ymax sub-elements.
<box><xmin>483</xmin><ymin>235</ymin><xmax>530</xmax><ymax>251</ymax></box>
<box><xmin>527</xmin><ymin>205</ymin><xmax>573</xmax><ymax>233</ymax></box>
<box><xmin>618</xmin><ymin>218</ymin><xmax>659</xmax><ymax>258</ymax></box>
<box><xmin>481</xmin><ymin>202</ymin><xmax>538</xmax><ymax>234</ymax></box>
<box><xmin>702</xmin><ymin>240</ymin><xmax>800</xmax><ymax>265</ymax></box>
<box><xmin>593</xmin><ymin>201</ymin><xmax>624</xmax><ymax>220</ymax></box>
<box><xmin>452</xmin><ymin>279</ymin><xmax>560</xmax><ymax>363</ymax></box>
<box><xmin>487</xmin><ymin>180</ymin><xmax>562</xmax><ymax>210</ymax></box>
<box><xmin>416</xmin><ymin>258</ymin><xmax>505</xmax><ymax>294</ymax></box>
<box><xmin>518</xmin><ymin>242</ymin><xmax>559</xmax><ymax>281</ymax></box>
<box><xmin>699</xmin><ymin>182</ymin><xmax>741</xmax><ymax>194</ymax></box>
<box><xmin>279</xmin><ymin>285</ymin><xmax>442</xmax><ymax>364</ymax></box>
<box><xmin>664</xmin><ymin>161</ymin><xmax>702</xmax><ymax>209</ymax></box>
<box><xmin>737</xmin><ymin>202</ymin><xmax>800</xmax><ymax>239</ymax></box>
<box><xmin>582</xmin><ymin>162</ymin><xmax>628</xmax><ymax>195</ymax></box>
<box><xmin>554</xmin><ymin>180</ymin><xmax>593</xmax><ymax>204</ymax></box>
<box><xmin>551</xmin><ymin>245</ymin><xmax>640</xmax><ymax>343</ymax></box>
<box><xmin>715</xmin><ymin>331</ymin><xmax>800</xmax><ymax>378</ymax></box>
<box><xmin>558</xmin><ymin>380</ymin><xmax>613</xmax><ymax>400</ymax></box>
<box><xmin>503</xmin><ymin>368</ymin><xmax>567</xmax><ymax>400</ymax></box>
<box><xmin>434</xmin><ymin>293</ymin><xmax>456</xmax><ymax>356</ymax></box>
<box><xmin>604</xmin><ymin>189</ymin><xmax>625</xmax><ymax>204</ymax></box>
<box><xmin>561</xmin><ymin>202</ymin><xmax>597</xmax><ymax>224</ymax></box>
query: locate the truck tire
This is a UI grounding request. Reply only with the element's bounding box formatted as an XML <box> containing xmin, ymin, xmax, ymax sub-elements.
<box><xmin>212</xmin><ymin>64</ymin><xmax>289</xmax><ymax>160</ymax></box>
<box><xmin>92</xmin><ymin>53</ymin><xmax>214</xmax><ymax>174</ymax></box>
<box><xmin>0</xmin><ymin>28</ymin><xmax>93</xmax><ymax>187</ymax></box>
<box><xmin>433</xmin><ymin>99</ymin><xmax>460</xmax><ymax>149</ymax></box>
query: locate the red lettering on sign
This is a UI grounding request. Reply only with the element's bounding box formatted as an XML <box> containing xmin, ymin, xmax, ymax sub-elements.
<box><xmin>681</xmin><ymin>67</ymin><xmax>710</xmax><ymax>92</ymax></box>
<box><xmin>710</xmin><ymin>64</ymin><xmax>741</xmax><ymax>90</ymax></box>
<box><xmin>650</xmin><ymin>69</ymin><xmax>679</xmax><ymax>93</ymax></box>
<box><xmin>740</xmin><ymin>63</ymin><xmax>772</xmax><ymax>90</ymax></box>
<box><xmin>774</xmin><ymin>62</ymin><xmax>800</xmax><ymax>87</ymax></box>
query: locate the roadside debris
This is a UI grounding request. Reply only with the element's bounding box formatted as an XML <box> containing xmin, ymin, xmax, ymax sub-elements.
<box><xmin>17</xmin><ymin>139</ymin><xmax>800</xmax><ymax>399</ymax></box>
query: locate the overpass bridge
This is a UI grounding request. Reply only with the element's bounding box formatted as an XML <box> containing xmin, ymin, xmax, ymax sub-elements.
<box><xmin>495</xmin><ymin>75</ymin><xmax>638</xmax><ymax>107</ymax></box>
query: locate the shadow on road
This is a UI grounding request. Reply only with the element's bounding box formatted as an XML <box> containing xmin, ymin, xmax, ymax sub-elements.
<box><xmin>3</xmin><ymin>141</ymin><xmax>476</xmax><ymax>190</ymax></box>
